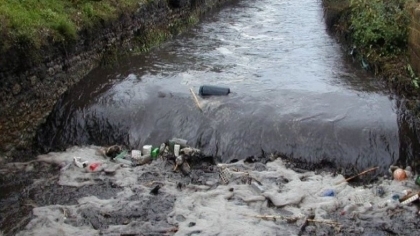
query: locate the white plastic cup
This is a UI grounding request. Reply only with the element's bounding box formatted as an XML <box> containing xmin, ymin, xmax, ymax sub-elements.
<box><xmin>131</xmin><ymin>150</ymin><xmax>141</xmax><ymax>159</ymax></box>
<box><xmin>142</xmin><ymin>145</ymin><xmax>152</xmax><ymax>156</ymax></box>
<box><xmin>174</xmin><ymin>144</ymin><xmax>180</xmax><ymax>157</ymax></box>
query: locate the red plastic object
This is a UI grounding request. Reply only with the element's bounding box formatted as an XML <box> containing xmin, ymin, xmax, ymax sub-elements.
<box><xmin>89</xmin><ymin>162</ymin><xmax>101</xmax><ymax>171</ymax></box>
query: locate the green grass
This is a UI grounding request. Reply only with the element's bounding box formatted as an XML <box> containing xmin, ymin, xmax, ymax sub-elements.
<box><xmin>0</xmin><ymin>0</ymin><xmax>146</xmax><ymax>50</ymax></box>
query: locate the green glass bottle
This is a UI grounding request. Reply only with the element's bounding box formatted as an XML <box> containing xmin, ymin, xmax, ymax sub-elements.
<box><xmin>151</xmin><ymin>148</ymin><xmax>159</xmax><ymax>159</ymax></box>
<box><xmin>415</xmin><ymin>176</ymin><xmax>420</xmax><ymax>186</ymax></box>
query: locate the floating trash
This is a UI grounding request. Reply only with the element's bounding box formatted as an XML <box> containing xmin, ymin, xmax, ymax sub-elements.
<box><xmin>142</xmin><ymin>145</ymin><xmax>152</xmax><ymax>156</ymax></box>
<box><xmin>350</xmin><ymin>190</ymin><xmax>374</xmax><ymax>205</ymax></box>
<box><xmin>322</xmin><ymin>189</ymin><xmax>335</xmax><ymax>197</ymax></box>
<box><xmin>73</xmin><ymin>157</ymin><xmax>88</xmax><ymax>168</ymax></box>
<box><xmin>372</xmin><ymin>185</ymin><xmax>385</xmax><ymax>197</ymax></box>
<box><xmin>219</xmin><ymin>167</ymin><xmax>233</xmax><ymax>185</ymax></box>
<box><xmin>393</xmin><ymin>168</ymin><xmax>407</xmax><ymax>181</ymax></box>
<box><xmin>199</xmin><ymin>85</ymin><xmax>231</xmax><ymax>96</ymax></box>
<box><xmin>131</xmin><ymin>150</ymin><xmax>141</xmax><ymax>159</ymax></box>
<box><xmin>87</xmin><ymin>162</ymin><xmax>101</xmax><ymax>172</ymax></box>
<box><xmin>401</xmin><ymin>193</ymin><xmax>419</xmax><ymax>205</ymax></box>
<box><xmin>174</xmin><ymin>144</ymin><xmax>181</xmax><ymax>157</ymax></box>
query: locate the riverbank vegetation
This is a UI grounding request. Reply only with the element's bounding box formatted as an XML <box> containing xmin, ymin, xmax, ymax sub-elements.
<box><xmin>323</xmin><ymin>0</ymin><xmax>420</xmax><ymax>97</ymax></box>
<box><xmin>0</xmin><ymin>0</ymin><xmax>147</xmax><ymax>52</ymax></box>
<box><xmin>0</xmin><ymin>0</ymin><xmax>202</xmax><ymax>67</ymax></box>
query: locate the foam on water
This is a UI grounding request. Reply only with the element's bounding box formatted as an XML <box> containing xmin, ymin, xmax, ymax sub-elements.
<box><xmin>12</xmin><ymin>146</ymin><xmax>420</xmax><ymax>235</ymax></box>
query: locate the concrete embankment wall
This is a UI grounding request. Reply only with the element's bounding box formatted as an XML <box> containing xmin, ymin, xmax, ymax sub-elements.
<box><xmin>0</xmin><ymin>0</ymin><xmax>234</xmax><ymax>158</ymax></box>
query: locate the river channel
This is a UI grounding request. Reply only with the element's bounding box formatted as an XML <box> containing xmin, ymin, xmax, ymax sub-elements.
<box><xmin>36</xmin><ymin>0</ymin><xmax>413</xmax><ymax>173</ymax></box>
<box><xmin>2</xmin><ymin>0</ymin><xmax>420</xmax><ymax>234</ymax></box>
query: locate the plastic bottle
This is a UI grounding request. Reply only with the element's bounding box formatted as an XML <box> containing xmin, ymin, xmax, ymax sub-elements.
<box><xmin>114</xmin><ymin>157</ymin><xmax>132</xmax><ymax>165</ymax></box>
<box><xmin>170</xmin><ymin>138</ymin><xmax>188</xmax><ymax>146</ymax></box>
<box><xmin>159</xmin><ymin>143</ymin><xmax>166</xmax><ymax>154</ymax></box>
<box><xmin>174</xmin><ymin>144</ymin><xmax>180</xmax><ymax>157</ymax></box>
<box><xmin>114</xmin><ymin>150</ymin><xmax>132</xmax><ymax>165</ymax></box>
<box><xmin>114</xmin><ymin>150</ymin><xmax>128</xmax><ymax>159</ymax></box>
<box><xmin>169</xmin><ymin>138</ymin><xmax>188</xmax><ymax>153</ymax></box>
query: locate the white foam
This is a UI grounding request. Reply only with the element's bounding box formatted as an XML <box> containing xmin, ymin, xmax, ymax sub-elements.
<box><xmin>14</xmin><ymin>146</ymin><xmax>420</xmax><ymax>235</ymax></box>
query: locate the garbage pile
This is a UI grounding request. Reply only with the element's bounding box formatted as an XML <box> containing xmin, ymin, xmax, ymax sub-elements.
<box><xmin>67</xmin><ymin>137</ymin><xmax>203</xmax><ymax>177</ymax></box>
<box><xmin>11</xmin><ymin>138</ymin><xmax>420</xmax><ymax>235</ymax></box>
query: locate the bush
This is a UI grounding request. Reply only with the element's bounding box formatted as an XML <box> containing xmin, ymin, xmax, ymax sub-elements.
<box><xmin>349</xmin><ymin>0</ymin><xmax>411</xmax><ymax>56</ymax></box>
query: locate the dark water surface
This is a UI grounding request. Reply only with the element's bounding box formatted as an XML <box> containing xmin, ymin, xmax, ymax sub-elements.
<box><xmin>36</xmin><ymin>0</ymin><xmax>417</xmax><ymax>173</ymax></box>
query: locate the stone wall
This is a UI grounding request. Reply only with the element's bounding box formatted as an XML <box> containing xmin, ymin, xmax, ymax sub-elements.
<box><xmin>0</xmin><ymin>0</ymin><xmax>233</xmax><ymax>158</ymax></box>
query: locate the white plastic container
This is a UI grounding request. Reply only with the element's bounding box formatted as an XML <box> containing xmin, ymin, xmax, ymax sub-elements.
<box><xmin>131</xmin><ymin>150</ymin><xmax>141</xmax><ymax>159</ymax></box>
<box><xmin>174</xmin><ymin>144</ymin><xmax>180</xmax><ymax>157</ymax></box>
<box><xmin>142</xmin><ymin>145</ymin><xmax>152</xmax><ymax>156</ymax></box>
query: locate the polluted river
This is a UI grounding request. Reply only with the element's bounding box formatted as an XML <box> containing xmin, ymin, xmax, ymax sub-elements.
<box><xmin>2</xmin><ymin>0</ymin><xmax>420</xmax><ymax>235</ymax></box>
